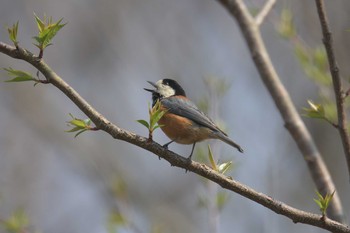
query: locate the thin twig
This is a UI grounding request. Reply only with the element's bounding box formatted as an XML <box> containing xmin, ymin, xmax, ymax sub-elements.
<box><xmin>255</xmin><ymin>0</ymin><xmax>276</xmax><ymax>26</ymax></box>
<box><xmin>324</xmin><ymin>118</ymin><xmax>339</xmax><ymax>129</ymax></box>
<box><xmin>314</xmin><ymin>0</ymin><xmax>350</xmax><ymax>181</ymax></box>
<box><xmin>217</xmin><ymin>0</ymin><xmax>344</xmax><ymax>223</ymax></box>
<box><xmin>1</xmin><ymin>41</ymin><xmax>349</xmax><ymax>232</ymax></box>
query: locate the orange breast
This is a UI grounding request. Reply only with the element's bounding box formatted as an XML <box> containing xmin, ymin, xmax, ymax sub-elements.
<box><xmin>159</xmin><ymin>112</ymin><xmax>212</xmax><ymax>144</ymax></box>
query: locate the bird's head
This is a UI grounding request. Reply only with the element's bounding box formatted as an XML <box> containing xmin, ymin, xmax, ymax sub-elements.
<box><xmin>144</xmin><ymin>79</ymin><xmax>186</xmax><ymax>105</ymax></box>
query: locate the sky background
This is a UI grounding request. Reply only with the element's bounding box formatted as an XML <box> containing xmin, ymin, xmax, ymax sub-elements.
<box><xmin>0</xmin><ymin>0</ymin><xmax>350</xmax><ymax>233</ymax></box>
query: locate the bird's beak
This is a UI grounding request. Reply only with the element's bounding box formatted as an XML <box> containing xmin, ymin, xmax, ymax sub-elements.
<box><xmin>144</xmin><ymin>81</ymin><xmax>157</xmax><ymax>93</ymax></box>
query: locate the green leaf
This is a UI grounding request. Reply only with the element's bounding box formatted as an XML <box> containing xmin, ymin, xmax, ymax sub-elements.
<box><xmin>315</xmin><ymin>190</ymin><xmax>323</xmax><ymax>200</ymax></box>
<box><xmin>278</xmin><ymin>8</ymin><xmax>295</xmax><ymax>39</ymax></box>
<box><xmin>42</xmin><ymin>19</ymin><xmax>66</xmax><ymax>48</ymax></box>
<box><xmin>34</xmin><ymin>13</ymin><xmax>46</xmax><ymax>32</ymax></box>
<box><xmin>67</xmin><ymin>114</ymin><xmax>90</xmax><ymax>128</ymax></box>
<box><xmin>138</xmin><ymin>100</ymin><xmax>166</xmax><ymax>138</ymax></box>
<box><xmin>4</xmin><ymin>67</ymin><xmax>36</xmax><ymax>82</ymax></box>
<box><xmin>7</xmin><ymin>21</ymin><xmax>19</xmax><ymax>45</ymax></box>
<box><xmin>5</xmin><ymin>77</ymin><xmax>36</xmax><ymax>83</ymax></box>
<box><xmin>325</xmin><ymin>191</ymin><xmax>335</xmax><ymax>207</ymax></box>
<box><xmin>218</xmin><ymin>161</ymin><xmax>233</xmax><ymax>174</ymax></box>
<box><xmin>303</xmin><ymin>109</ymin><xmax>323</xmax><ymax>119</ymax></box>
<box><xmin>313</xmin><ymin>190</ymin><xmax>335</xmax><ymax>216</ymax></box>
<box><xmin>66</xmin><ymin>114</ymin><xmax>94</xmax><ymax>137</ymax></box>
<box><xmin>150</xmin><ymin>109</ymin><xmax>166</xmax><ymax>129</ymax></box>
<box><xmin>33</xmin><ymin>14</ymin><xmax>66</xmax><ymax>50</ymax></box>
<box><xmin>149</xmin><ymin>100</ymin><xmax>167</xmax><ymax>129</ymax></box>
<box><xmin>111</xmin><ymin>177</ymin><xmax>127</xmax><ymax>198</ymax></box>
<box><xmin>208</xmin><ymin>145</ymin><xmax>217</xmax><ymax>171</ymax></box>
<box><xmin>293</xmin><ymin>43</ymin><xmax>331</xmax><ymax>86</ymax></box>
<box><xmin>74</xmin><ymin>129</ymin><xmax>88</xmax><ymax>138</ymax></box>
<box><xmin>137</xmin><ymin>119</ymin><xmax>150</xmax><ymax>129</ymax></box>
<box><xmin>1</xmin><ymin>209</ymin><xmax>29</xmax><ymax>233</ymax></box>
<box><xmin>216</xmin><ymin>192</ymin><xmax>229</xmax><ymax>211</ymax></box>
<box><xmin>313</xmin><ymin>198</ymin><xmax>322</xmax><ymax>208</ymax></box>
<box><xmin>107</xmin><ymin>212</ymin><xmax>127</xmax><ymax>233</ymax></box>
<box><xmin>313</xmin><ymin>46</ymin><xmax>328</xmax><ymax>68</ymax></box>
<box><xmin>304</xmin><ymin>65</ymin><xmax>332</xmax><ymax>86</ymax></box>
<box><xmin>65</xmin><ymin>126</ymin><xmax>81</xmax><ymax>133</ymax></box>
<box><xmin>294</xmin><ymin>43</ymin><xmax>309</xmax><ymax>67</ymax></box>
<box><xmin>152</xmin><ymin>124</ymin><xmax>164</xmax><ymax>130</ymax></box>
<box><xmin>69</xmin><ymin>119</ymin><xmax>86</xmax><ymax>128</ymax></box>
<box><xmin>303</xmin><ymin>100</ymin><xmax>325</xmax><ymax>119</ymax></box>
<box><xmin>322</xmin><ymin>99</ymin><xmax>338</xmax><ymax>122</ymax></box>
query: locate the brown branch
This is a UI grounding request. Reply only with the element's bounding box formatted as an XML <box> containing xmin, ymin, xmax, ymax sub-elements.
<box><xmin>314</xmin><ymin>0</ymin><xmax>350</xmax><ymax>181</ymax></box>
<box><xmin>1</xmin><ymin>42</ymin><xmax>349</xmax><ymax>232</ymax></box>
<box><xmin>217</xmin><ymin>0</ymin><xmax>345</xmax><ymax>223</ymax></box>
<box><xmin>255</xmin><ymin>0</ymin><xmax>276</xmax><ymax>26</ymax></box>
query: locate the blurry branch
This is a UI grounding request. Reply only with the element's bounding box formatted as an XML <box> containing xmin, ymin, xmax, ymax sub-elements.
<box><xmin>1</xmin><ymin>42</ymin><xmax>349</xmax><ymax>233</ymax></box>
<box><xmin>199</xmin><ymin>78</ymin><xmax>232</xmax><ymax>233</ymax></box>
<box><xmin>314</xmin><ymin>0</ymin><xmax>350</xmax><ymax>180</ymax></box>
<box><xmin>217</xmin><ymin>0</ymin><xmax>345</xmax><ymax>223</ymax></box>
<box><xmin>255</xmin><ymin>0</ymin><xmax>276</xmax><ymax>26</ymax></box>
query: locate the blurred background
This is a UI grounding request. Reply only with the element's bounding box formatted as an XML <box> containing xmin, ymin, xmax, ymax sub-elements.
<box><xmin>0</xmin><ymin>0</ymin><xmax>350</xmax><ymax>232</ymax></box>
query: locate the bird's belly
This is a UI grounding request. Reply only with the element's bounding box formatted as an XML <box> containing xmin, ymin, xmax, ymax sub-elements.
<box><xmin>159</xmin><ymin>113</ymin><xmax>212</xmax><ymax>144</ymax></box>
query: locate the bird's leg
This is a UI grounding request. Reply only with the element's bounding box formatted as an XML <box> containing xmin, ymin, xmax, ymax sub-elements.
<box><xmin>184</xmin><ymin>143</ymin><xmax>196</xmax><ymax>173</ymax></box>
<box><xmin>187</xmin><ymin>143</ymin><xmax>196</xmax><ymax>160</ymax></box>
<box><xmin>158</xmin><ymin>140</ymin><xmax>175</xmax><ymax>160</ymax></box>
<box><xmin>163</xmin><ymin>140</ymin><xmax>174</xmax><ymax>150</ymax></box>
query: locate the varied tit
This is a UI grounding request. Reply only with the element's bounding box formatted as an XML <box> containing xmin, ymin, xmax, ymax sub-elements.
<box><xmin>144</xmin><ymin>79</ymin><xmax>243</xmax><ymax>160</ymax></box>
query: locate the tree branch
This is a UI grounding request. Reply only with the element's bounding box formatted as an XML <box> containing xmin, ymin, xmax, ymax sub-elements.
<box><xmin>217</xmin><ymin>0</ymin><xmax>345</xmax><ymax>223</ymax></box>
<box><xmin>314</xmin><ymin>0</ymin><xmax>350</xmax><ymax>181</ymax></box>
<box><xmin>255</xmin><ymin>0</ymin><xmax>276</xmax><ymax>26</ymax></box>
<box><xmin>1</xmin><ymin>42</ymin><xmax>349</xmax><ymax>232</ymax></box>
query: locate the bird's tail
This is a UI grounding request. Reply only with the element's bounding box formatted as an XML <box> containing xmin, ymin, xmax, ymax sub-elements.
<box><xmin>213</xmin><ymin>132</ymin><xmax>244</xmax><ymax>153</ymax></box>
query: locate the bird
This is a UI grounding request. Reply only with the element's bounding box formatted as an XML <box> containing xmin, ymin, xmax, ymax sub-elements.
<box><xmin>144</xmin><ymin>79</ymin><xmax>243</xmax><ymax>160</ymax></box>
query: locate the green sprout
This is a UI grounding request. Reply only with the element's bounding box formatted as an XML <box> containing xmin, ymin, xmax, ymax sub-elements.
<box><xmin>303</xmin><ymin>100</ymin><xmax>338</xmax><ymax>128</ymax></box>
<box><xmin>4</xmin><ymin>68</ymin><xmax>36</xmax><ymax>83</ymax></box>
<box><xmin>66</xmin><ymin>113</ymin><xmax>98</xmax><ymax>137</ymax></box>
<box><xmin>3</xmin><ymin>67</ymin><xmax>49</xmax><ymax>86</ymax></box>
<box><xmin>4</xmin><ymin>67</ymin><xmax>49</xmax><ymax>86</ymax></box>
<box><xmin>208</xmin><ymin>144</ymin><xmax>233</xmax><ymax>175</ymax></box>
<box><xmin>33</xmin><ymin>13</ymin><xmax>66</xmax><ymax>58</ymax></box>
<box><xmin>303</xmin><ymin>100</ymin><xmax>325</xmax><ymax>119</ymax></box>
<box><xmin>216</xmin><ymin>191</ymin><xmax>229</xmax><ymax>211</ymax></box>
<box><xmin>137</xmin><ymin>100</ymin><xmax>167</xmax><ymax>141</ymax></box>
<box><xmin>277</xmin><ymin>8</ymin><xmax>295</xmax><ymax>39</ymax></box>
<box><xmin>7</xmin><ymin>21</ymin><xmax>19</xmax><ymax>48</ymax></box>
<box><xmin>313</xmin><ymin>190</ymin><xmax>335</xmax><ymax>218</ymax></box>
<box><xmin>0</xmin><ymin>209</ymin><xmax>29</xmax><ymax>233</ymax></box>
<box><xmin>294</xmin><ymin>43</ymin><xmax>331</xmax><ymax>86</ymax></box>
<box><xmin>107</xmin><ymin>211</ymin><xmax>127</xmax><ymax>233</ymax></box>
<box><xmin>208</xmin><ymin>144</ymin><xmax>218</xmax><ymax>171</ymax></box>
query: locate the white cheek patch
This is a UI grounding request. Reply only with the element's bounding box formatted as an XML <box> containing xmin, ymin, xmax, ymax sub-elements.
<box><xmin>158</xmin><ymin>85</ymin><xmax>175</xmax><ymax>97</ymax></box>
<box><xmin>155</xmin><ymin>80</ymin><xmax>163</xmax><ymax>87</ymax></box>
<box><xmin>155</xmin><ymin>80</ymin><xmax>175</xmax><ymax>97</ymax></box>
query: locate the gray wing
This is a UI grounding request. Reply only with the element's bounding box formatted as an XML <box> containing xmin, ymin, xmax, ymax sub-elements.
<box><xmin>161</xmin><ymin>97</ymin><xmax>227</xmax><ymax>136</ymax></box>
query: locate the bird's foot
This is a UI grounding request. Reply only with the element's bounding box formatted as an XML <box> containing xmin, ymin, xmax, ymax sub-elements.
<box><xmin>184</xmin><ymin>155</ymin><xmax>193</xmax><ymax>173</ymax></box>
